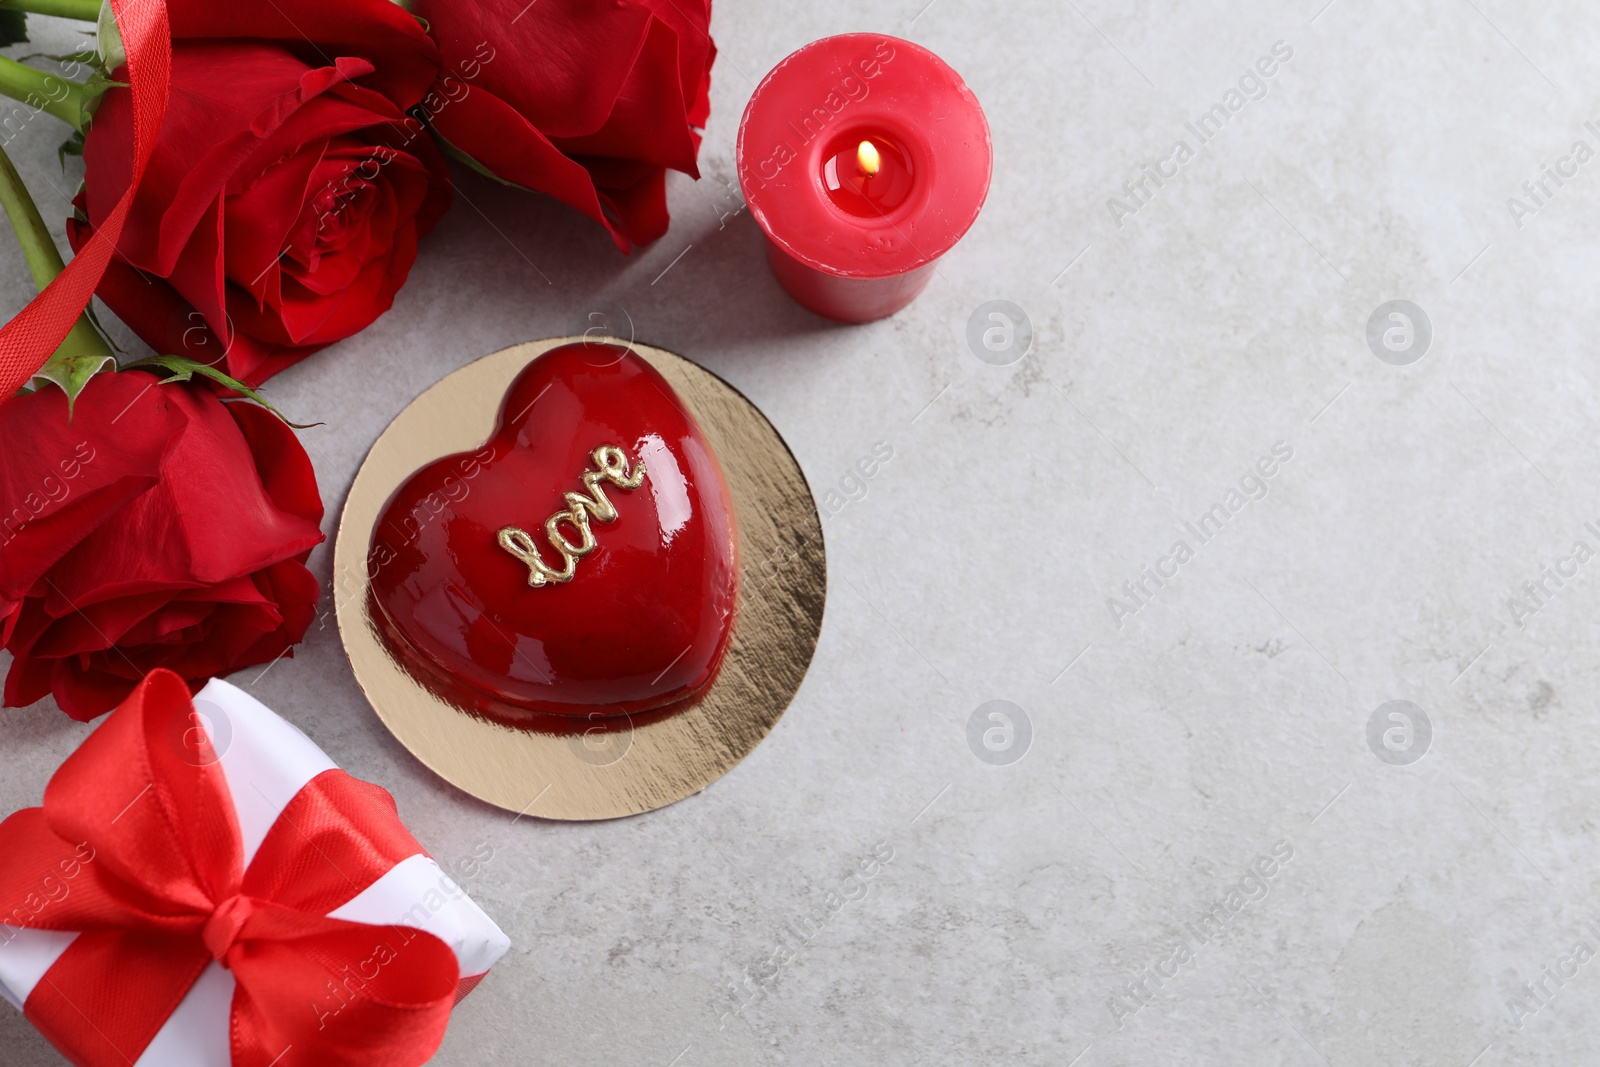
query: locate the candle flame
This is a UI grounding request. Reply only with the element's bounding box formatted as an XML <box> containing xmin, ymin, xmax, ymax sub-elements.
<box><xmin>857</xmin><ymin>140</ymin><xmax>881</xmax><ymax>177</ymax></box>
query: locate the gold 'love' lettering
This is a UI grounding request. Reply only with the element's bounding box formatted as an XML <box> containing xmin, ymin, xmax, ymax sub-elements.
<box><xmin>496</xmin><ymin>445</ymin><xmax>646</xmax><ymax>587</ymax></box>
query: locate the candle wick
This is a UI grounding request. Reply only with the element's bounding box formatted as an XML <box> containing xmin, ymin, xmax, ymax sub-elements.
<box><xmin>857</xmin><ymin>140</ymin><xmax>881</xmax><ymax>177</ymax></box>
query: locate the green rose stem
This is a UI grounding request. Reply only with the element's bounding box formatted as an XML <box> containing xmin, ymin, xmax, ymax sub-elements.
<box><xmin>0</xmin><ymin>55</ymin><xmax>87</xmax><ymax>129</ymax></box>
<box><xmin>0</xmin><ymin>139</ymin><xmax>114</xmax><ymax>401</ymax></box>
<box><xmin>0</xmin><ymin>0</ymin><xmax>100</xmax><ymax>20</ymax></box>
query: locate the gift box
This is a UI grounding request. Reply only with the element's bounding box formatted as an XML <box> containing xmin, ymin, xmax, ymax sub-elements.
<box><xmin>0</xmin><ymin>670</ymin><xmax>511</xmax><ymax>1067</ymax></box>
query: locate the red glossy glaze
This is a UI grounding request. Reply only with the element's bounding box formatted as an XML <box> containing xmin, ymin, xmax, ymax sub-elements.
<box><xmin>368</xmin><ymin>343</ymin><xmax>738</xmax><ymax>721</ymax></box>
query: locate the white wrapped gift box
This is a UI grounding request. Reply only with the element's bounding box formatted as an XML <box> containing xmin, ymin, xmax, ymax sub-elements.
<box><xmin>0</xmin><ymin>677</ymin><xmax>511</xmax><ymax>1066</ymax></box>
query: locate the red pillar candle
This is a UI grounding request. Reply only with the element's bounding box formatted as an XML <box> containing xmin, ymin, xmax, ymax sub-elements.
<box><xmin>737</xmin><ymin>34</ymin><xmax>992</xmax><ymax>324</ymax></box>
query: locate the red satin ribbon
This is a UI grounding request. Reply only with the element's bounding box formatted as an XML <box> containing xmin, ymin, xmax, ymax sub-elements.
<box><xmin>0</xmin><ymin>0</ymin><xmax>170</xmax><ymax>400</ymax></box>
<box><xmin>0</xmin><ymin>670</ymin><xmax>462</xmax><ymax>1067</ymax></box>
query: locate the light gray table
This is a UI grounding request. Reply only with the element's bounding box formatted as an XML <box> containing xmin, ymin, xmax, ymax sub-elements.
<box><xmin>4</xmin><ymin>1</ymin><xmax>1599</xmax><ymax>1063</ymax></box>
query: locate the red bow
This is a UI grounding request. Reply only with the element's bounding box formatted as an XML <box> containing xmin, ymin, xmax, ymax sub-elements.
<box><xmin>0</xmin><ymin>0</ymin><xmax>170</xmax><ymax>400</ymax></box>
<box><xmin>0</xmin><ymin>670</ymin><xmax>461</xmax><ymax>1067</ymax></box>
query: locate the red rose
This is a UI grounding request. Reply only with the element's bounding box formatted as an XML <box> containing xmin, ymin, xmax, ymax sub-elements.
<box><xmin>414</xmin><ymin>0</ymin><xmax>715</xmax><ymax>250</ymax></box>
<box><xmin>0</xmin><ymin>372</ymin><xmax>325</xmax><ymax>721</ymax></box>
<box><xmin>69</xmin><ymin>0</ymin><xmax>450</xmax><ymax>386</ymax></box>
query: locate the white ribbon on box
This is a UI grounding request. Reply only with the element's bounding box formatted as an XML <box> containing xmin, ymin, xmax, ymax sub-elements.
<box><xmin>0</xmin><ymin>678</ymin><xmax>511</xmax><ymax>1066</ymax></box>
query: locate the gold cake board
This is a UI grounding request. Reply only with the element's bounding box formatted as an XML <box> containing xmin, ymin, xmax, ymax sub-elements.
<box><xmin>335</xmin><ymin>338</ymin><xmax>825</xmax><ymax>820</ymax></box>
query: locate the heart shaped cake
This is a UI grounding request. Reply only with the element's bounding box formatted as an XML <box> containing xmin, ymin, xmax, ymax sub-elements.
<box><xmin>368</xmin><ymin>342</ymin><xmax>738</xmax><ymax>722</ymax></box>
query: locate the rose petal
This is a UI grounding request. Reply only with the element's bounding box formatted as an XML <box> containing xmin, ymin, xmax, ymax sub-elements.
<box><xmin>432</xmin><ymin>88</ymin><xmax>635</xmax><ymax>251</ymax></box>
<box><xmin>550</xmin><ymin>14</ymin><xmax>700</xmax><ymax>176</ymax></box>
<box><xmin>0</xmin><ymin>374</ymin><xmax>179</xmax><ymax>611</ymax></box>
<box><xmin>415</xmin><ymin>0</ymin><xmax>654</xmax><ymax>139</ymax></box>
<box><xmin>225</xmin><ymin>401</ymin><xmax>323</xmax><ymax>527</ymax></box>
<box><xmin>164</xmin><ymin>0</ymin><xmax>440</xmax><ymax>106</ymax></box>
<box><xmin>78</xmin><ymin>35</ymin><xmax>450</xmax><ymax>386</ymax></box>
<box><xmin>41</xmin><ymin>384</ymin><xmax>323</xmax><ymax>605</ymax></box>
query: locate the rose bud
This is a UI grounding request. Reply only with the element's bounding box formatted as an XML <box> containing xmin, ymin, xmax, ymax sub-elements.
<box><xmin>413</xmin><ymin>0</ymin><xmax>715</xmax><ymax>250</ymax></box>
<box><xmin>0</xmin><ymin>372</ymin><xmax>325</xmax><ymax>721</ymax></box>
<box><xmin>69</xmin><ymin>0</ymin><xmax>450</xmax><ymax>387</ymax></box>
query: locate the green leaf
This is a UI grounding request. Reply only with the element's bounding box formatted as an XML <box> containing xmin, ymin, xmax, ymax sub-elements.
<box><xmin>31</xmin><ymin>348</ymin><xmax>112</xmax><ymax>418</ymax></box>
<box><xmin>0</xmin><ymin>11</ymin><xmax>28</xmax><ymax>48</ymax></box>
<box><xmin>21</xmin><ymin>52</ymin><xmax>120</xmax><ymax>127</ymax></box>
<box><xmin>122</xmin><ymin>354</ymin><xmax>321</xmax><ymax>429</ymax></box>
<box><xmin>94</xmin><ymin>0</ymin><xmax>120</xmax><ymax>70</ymax></box>
<box><xmin>76</xmin><ymin>70</ymin><xmax>123</xmax><ymax>124</ymax></box>
<box><xmin>56</xmin><ymin>127</ymin><xmax>82</xmax><ymax>169</ymax></box>
<box><xmin>28</xmin><ymin>312</ymin><xmax>116</xmax><ymax>416</ymax></box>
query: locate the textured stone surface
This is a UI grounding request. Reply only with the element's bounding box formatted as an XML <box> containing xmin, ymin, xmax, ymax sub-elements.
<box><xmin>4</xmin><ymin>0</ymin><xmax>1600</xmax><ymax>1063</ymax></box>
